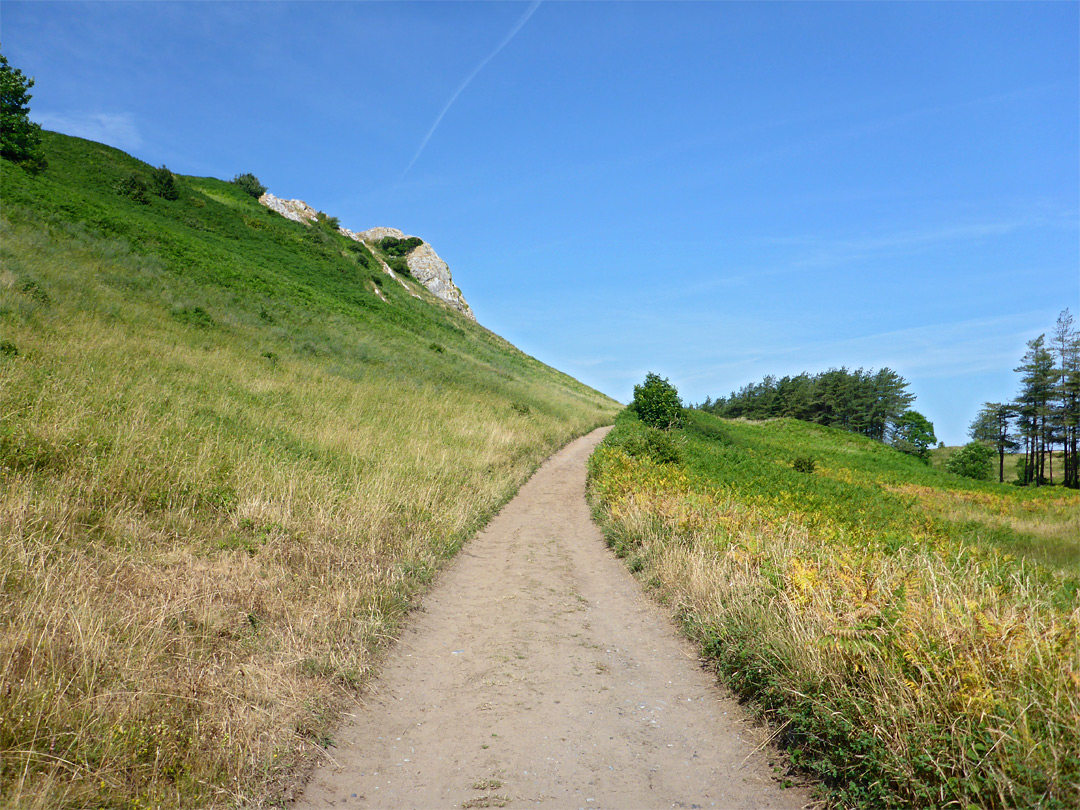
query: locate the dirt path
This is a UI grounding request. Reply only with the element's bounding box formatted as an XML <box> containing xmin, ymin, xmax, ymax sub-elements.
<box><xmin>295</xmin><ymin>428</ymin><xmax>811</xmax><ymax>809</ymax></box>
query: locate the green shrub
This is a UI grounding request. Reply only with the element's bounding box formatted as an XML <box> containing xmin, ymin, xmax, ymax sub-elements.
<box><xmin>170</xmin><ymin>306</ymin><xmax>214</xmax><ymax>329</ymax></box>
<box><xmin>610</xmin><ymin>422</ymin><xmax>682</xmax><ymax>465</ymax></box>
<box><xmin>945</xmin><ymin>441</ymin><xmax>995</xmax><ymax>481</ymax></box>
<box><xmin>231</xmin><ymin>172</ymin><xmax>266</xmax><ymax>198</ymax></box>
<box><xmin>316</xmin><ymin>212</ymin><xmax>340</xmax><ymax>231</ymax></box>
<box><xmin>631</xmin><ymin>372</ymin><xmax>684</xmax><ymax>430</ymax></box>
<box><xmin>386</xmin><ymin>256</ymin><xmax>411</xmax><ymax>277</ymax></box>
<box><xmin>378</xmin><ymin>236</ymin><xmax>423</xmax><ymax>257</ymax></box>
<box><xmin>117</xmin><ymin>172</ymin><xmax>150</xmax><ymax>204</ymax></box>
<box><xmin>150</xmin><ymin>165</ymin><xmax>179</xmax><ymax>200</ymax></box>
<box><xmin>792</xmin><ymin>455</ymin><xmax>816</xmax><ymax>474</ymax></box>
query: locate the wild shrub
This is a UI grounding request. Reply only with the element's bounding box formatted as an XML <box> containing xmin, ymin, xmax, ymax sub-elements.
<box><xmin>150</xmin><ymin>165</ymin><xmax>179</xmax><ymax>200</ymax></box>
<box><xmin>378</xmin><ymin>236</ymin><xmax>423</xmax><ymax>257</ymax></box>
<box><xmin>608</xmin><ymin>415</ymin><xmax>682</xmax><ymax>465</ymax></box>
<box><xmin>631</xmin><ymin>372</ymin><xmax>684</xmax><ymax>430</ymax></box>
<box><xmin>116</xmin><ymin>172</ymin><xmax>150</xmax><ymax>204</ymax></box>
<box><xmin>170</xmin><ymin>305</ymin><xmax>214</xmax><ymax>329</ymax></box>
<box><xmin>945</xmin><ymin>441</ymin><xmax>995</xmax><ymax>481</ymax></box>
<box><xmin>231</xmin><ymin>172</ymin><xmax>266</xmax><ymax>198</ymax></box>
<box><xmin>792</xmin><ymin>455</ymin><xmax>816</xmax><ymax>473</ymax></box>
<box><xmin>316</xmin><ymin>211</ymin><xmax>340</xmax><ymax>231</ymax></box>
<box><xmin>386</xmin><ymin>255</ymin><xmax>411</xmax><ymax>277</ymax></box>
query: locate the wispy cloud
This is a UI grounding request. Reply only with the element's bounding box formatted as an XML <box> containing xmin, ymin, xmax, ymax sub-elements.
<box><xmin>678</xmin><ymin>311</ymin><xmax>1047</xmax><ymax>389</ymax></box>
<box><xmin>399</xmin><ymin>0</ymin><xmax>541</xmax><ymax>181</ymax></box>
<box><xmin>34</xmin><ymin>111</ymin><xmax>143</xmax><ymax>151</ymax></box>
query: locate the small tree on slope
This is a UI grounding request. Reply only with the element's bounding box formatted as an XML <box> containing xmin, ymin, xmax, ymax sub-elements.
<box><xmin>0</xmin><ymin>51</ymin><xmax>47</xmax><ymax>174</ymax></box>
<box><xmin>632</xmin><ymin>372</ymin><xmax>684</xmax><ymax>430</ymax></box>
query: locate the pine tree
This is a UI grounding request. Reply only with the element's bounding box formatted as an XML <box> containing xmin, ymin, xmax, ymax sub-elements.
<box><xmin>1050</xmin><ymin>310</ymin><xmax>1080</xmax><ymax>488</ymax></box>
<box><xmin>1014</xmin><ymin>335</ymin><xmax>1055</xmax><ymax>485</ymax></box>
<box><xmin>969</xmin><ymin>402</ymin><xmax>1018</xmax><ymax>483</ymax></box>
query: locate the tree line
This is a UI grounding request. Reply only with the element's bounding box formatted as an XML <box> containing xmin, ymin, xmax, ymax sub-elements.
<box><xmin>697</xmin><ymin>366</ymin><xmax>938</xmax><ymax>460</ymax></box>
<box><xmin>968</xmin><ymin>309</ymin><xmax>1079</xmax><ymax>487</ymax></box>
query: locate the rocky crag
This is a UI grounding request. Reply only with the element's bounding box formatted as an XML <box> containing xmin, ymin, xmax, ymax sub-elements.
<box><xmin>259</xmin><ymin>193</ymin><xmax>475</xmax><ymax>321</ymax></box>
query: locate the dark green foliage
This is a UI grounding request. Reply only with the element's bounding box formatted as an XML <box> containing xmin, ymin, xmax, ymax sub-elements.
<box><xmin>170</xmin><ymin>306</ymin><xmax>214</xmax><ymax>329</ymax></box>
<box><xmin>511</xmin><ymin>402</ymin><xmax>530</xmax><ymax>416</ymax></box>
<box><xmin>701</xmin><ymin>367</ymin><xmax>914</xmax><ymax>444</ymax></box>
<box><xmin>0</xmin><ymin>340</ymin><xmax>18</xmax><ymax>357</ymax></box>
<box><xmin>0</xmin><ymin>51</ymin><xmax>47</xmax><ymax>174</ymax></box>
<box><xmin>945</xmin><ymin>441</ymin><xmax>995</xmax><ymax>481</ymax></box>
<box><xmin>386</xmin><ymin>255</ymin><xmax>411</xmax><ymax>277</ymax></box>
<box><xmin>19</xmin><ymin>278</ymin><xmax>49</xmax><ymax>303</ymax></box>
<box><xmin>231</xmin><ymin>172</ymin><xmax>266</xmax><ymax>198</ymax></box>
<box><xmin>316</xmin><ymin>211</ymin><xmax>340</xmax><ymax>231</ymax></box>
<box><xmin>631</xmin><ymin>372</ymin><xmax>684</xmax><ymax>430</ymax></box>
<box><xmin>150</xmin><ymin>165</ymin><xmax>179</xmax><ymax>200</ymax></box>
<box><xmin>889</xmin><ymin>410</ymin><xmax>936</xmax><ymax>462</ymax></box>
<box><xmin>607</xmin><ymin>412</ymin><xmax>683</xmax><ymax>464</ymax></box>
<box><xmin>117</xmin><ymin>172</ymin><xmax>150</xmax><ymax>204</ymax></box>
<box><xmin>347</xmin><ymin>241</ymin><xmax>372</xmax><ymax>268</ymax></box>
<box><xmin>792</xmin><ymin>455</ymin><xmax>816</xmax><ymax>474</ymax></box>
<box><xmin>1007</xmin><ymin>312</ymin><xmax>1080</xmax><ymax>488</ymax></box>
<box><xmin>378</xmin><ymin>236</ymin><xmax>423</xmax><ymax>257</ymax></box>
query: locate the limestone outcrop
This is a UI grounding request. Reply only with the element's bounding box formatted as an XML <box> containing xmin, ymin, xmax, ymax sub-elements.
<box><xmin>257</xmin><ymin>194</ymin><xmax>475</xmax><ymax>322</ymax></box>
<box><xmin>356</xmin><ymin>228</ymin><xmax>475</xmax><ymax>321</ymax></box>
<box><xmin>258</xmin><ymin>193</ymin><xmax>318</xmax><ymax>225</ymax></box>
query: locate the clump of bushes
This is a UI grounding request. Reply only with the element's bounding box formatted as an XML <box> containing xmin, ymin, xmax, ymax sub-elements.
<box><xmin>117</xmin><ymin>172</ymin><xmax>150</xmax><ymax>204</ymax></box>
<box><xmin>386</xmin><ymin>256</ymin><xmax>411</xmax><ymax>277</ymax></box>
<box><xmin>631</xmin><ymin>372</ymin><xmax>684</xmax><ymax>430</ymax></box>
<box><xmin>150</xmin><ymin>165</ymin><xmax>179</xmax><ymax>200</ymax></box>
<box><xmin>231</xmin><ymin>173</ymin><xmax>266</xmax><ymax>198</ymax></box>
<box><xmin>378</xmin><ymin>236</ymin><xmax>423</xmax><ymax>257</ymax></box>
<box><xmin>792</xmin><ymin>455</ymin><xmax>816</xmax><ymax>474</ymax></box>
<box><xmin>607</xmin><ymin>419</ymin><xmax>682</xmax><ymax>465</ymax></box>
<box><xmin>946</xmin><ymin>441</ymin><xmax>995</xmax><ymax>481</ymax></box>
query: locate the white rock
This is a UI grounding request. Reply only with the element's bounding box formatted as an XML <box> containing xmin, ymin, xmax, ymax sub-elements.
<box><xmin>258</xmin><ymin>192</ymin><xmax>317</xmax><ymax>225</ymax></box>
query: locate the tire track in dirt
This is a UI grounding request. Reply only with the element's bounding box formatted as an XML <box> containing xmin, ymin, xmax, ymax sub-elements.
<box><xmin>294</xmin><ymin>427</ymin><xmax>811</xmax><ymax>809</ymax></box>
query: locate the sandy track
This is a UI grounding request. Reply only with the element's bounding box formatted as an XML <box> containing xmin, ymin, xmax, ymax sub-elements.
<box><xmin>295</xmin><ymin>427</ymin><xmax>811</xmax><ymax>809</ymax></box>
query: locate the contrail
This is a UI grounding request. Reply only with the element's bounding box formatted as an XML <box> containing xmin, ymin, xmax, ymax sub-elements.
<box><xmin>400</xmin><ymin>0</ymin><xmax>542</xmax><ymax>180</ymax></box>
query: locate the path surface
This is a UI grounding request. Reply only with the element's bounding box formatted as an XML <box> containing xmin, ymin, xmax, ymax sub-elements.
<box><xmin>295</xmin><ymin>428</ymin><xmax>811</xmax><ymax>810</ymax></box>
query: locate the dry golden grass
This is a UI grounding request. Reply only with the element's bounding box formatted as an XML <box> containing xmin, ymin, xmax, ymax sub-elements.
<box><xmin>0</xmin><ymin>225</ymin><xmax>618</xmax><ymax>806</ymax></box>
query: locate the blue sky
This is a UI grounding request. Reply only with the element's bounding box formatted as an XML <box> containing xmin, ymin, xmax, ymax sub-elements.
<box><xmin>4</xmin><ymin>1</ymin><xmax>1078</xmax><ymax>444</ymax></box>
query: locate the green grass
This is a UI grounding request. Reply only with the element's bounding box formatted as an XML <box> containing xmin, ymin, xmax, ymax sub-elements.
<box><xmin>0</xmin><ymin>133</ymin><xmax>619</xmax><ymax>808</ymax></box>
<box><xmin>589</xmin><ymin>409</ymin><xmax>1079</xmax><ymax>809</ymax></box>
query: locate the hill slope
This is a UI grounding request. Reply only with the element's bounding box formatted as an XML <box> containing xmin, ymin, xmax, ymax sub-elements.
<box><xmin>0</xmin><ymin>133</ymin><xmax>619</xmax><ymax>808</ymax></box>
<box><xmin>588</xmin><ymin>409</ymin><xmax>1079</xmax><ymax>809</ymax></box>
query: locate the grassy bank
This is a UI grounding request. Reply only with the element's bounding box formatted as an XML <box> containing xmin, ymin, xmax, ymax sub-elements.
<box><xmin>0</xmin><ymin>134</ymin><xmax>619</xmax><ymax>808</ymax></box>
<box><xmin>588</xmin><ymin>410</ymin><xmax>1079</xmax><ymax>809</ymax></box>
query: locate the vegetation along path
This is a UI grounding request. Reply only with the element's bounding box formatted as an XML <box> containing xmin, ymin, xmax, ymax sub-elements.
<box><xmin>295</xmin><ymin>428</ymin><xmax>810</xmax><ymax>809</ymax></box>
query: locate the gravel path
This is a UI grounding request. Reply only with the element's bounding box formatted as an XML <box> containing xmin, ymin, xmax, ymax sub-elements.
<box><xmin>294</xmin><ymin>427</ymin><xmax>811</xmax><ymax>810</ymax></box>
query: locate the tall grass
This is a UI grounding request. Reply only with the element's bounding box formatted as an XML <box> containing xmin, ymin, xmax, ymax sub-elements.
<box><xmin>588</xmin><ymin>410</ymin><xmax>1080</xmax><ymax>809</ymax></box>
<box><xmin>0</xmin><ymin>136</ymin><xmax>619</xmax><ymax>807</ymax></box>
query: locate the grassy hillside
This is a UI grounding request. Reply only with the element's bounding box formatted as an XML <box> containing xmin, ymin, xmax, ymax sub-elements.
<box><xmin>588</xmin><ymin>410</ymin><xmax>1079</xmax><ymax>809</ymax></box>
<box><xmin>0</xmin><ymin>132</ymin><xmax>619</xmax><ymax>808</ymax></box>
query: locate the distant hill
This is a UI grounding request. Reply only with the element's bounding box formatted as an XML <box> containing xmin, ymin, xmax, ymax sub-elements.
<box><xmin>0</xmin><ymin>131</ymin><xmax>619</xmax><ymax>808</ymax></box>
